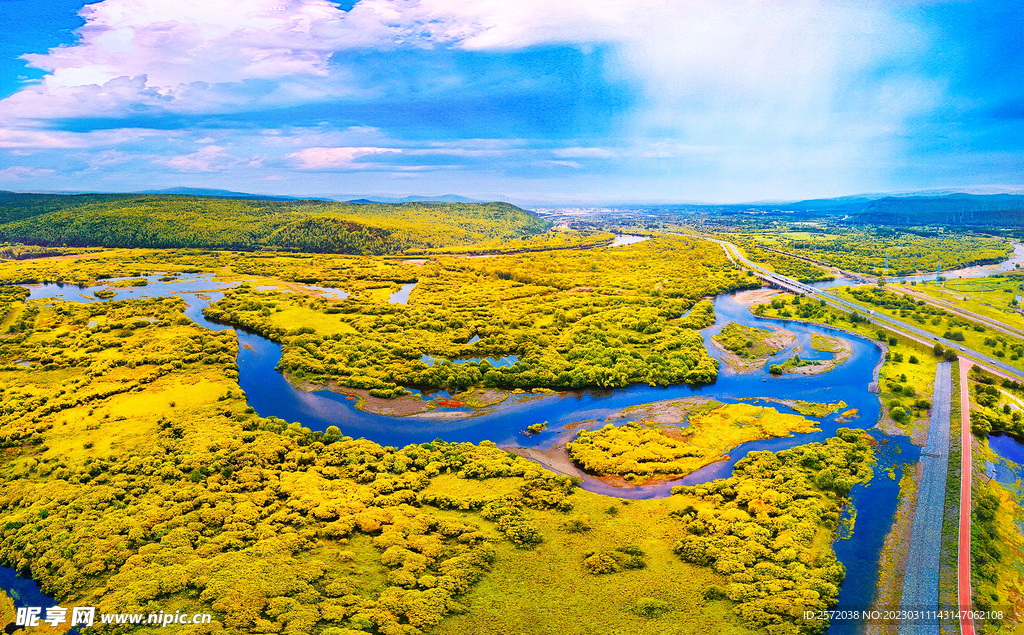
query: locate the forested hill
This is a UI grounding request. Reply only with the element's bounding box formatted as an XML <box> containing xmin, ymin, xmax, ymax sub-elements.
<box><xmin>0</xmin><ymin>192</ymin><xmax>550</xmax><ymax>254</ymax></box>
<box><xmin>848</xmin><ymin>194</ymin><xmax>1024</xmax><ymax>228</ymax></box>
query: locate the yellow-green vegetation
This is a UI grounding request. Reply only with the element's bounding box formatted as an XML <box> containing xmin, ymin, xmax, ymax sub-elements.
<box><xmin>0</xmin><ymin>589</ymin><xmax>12</xmax><ymax>631</ymax></box>
<box><xmin>838</xmin><ymin>284</ymin><xmax>1024</xmax><ymax>373</ymax></box>
<box><xmin>0</xmin><ymin>279</ymin><xmax>868</xmax><ymax>635</ymax></box>
<box><xmin>753</xmin><ymin>293</ymin><xmax>939</xmax><ymax>441</ymax></box>
<box><xmin>714</xmin><ymin>322</ymin><xmax>791</xmax><ymax>360</ymax></box>
<box><xmin>897</xmin><ymin>274</ymin><xmax>1024</xmax><ymax>334</ymax></box>
<box><xmin>810</xmin><ymin>334</ymin><xmax>843</xmax><ymax>354</ymax></box>
<box><xmin>525</xmin><ymin>422</ymin><xmax>547</xmax><ymax>436</ymax></box>
<box><xmin>970</xmin><ymin>477</ymin><xmax>1024</xmax><ymax>632</ymax></box>
<box><xmin>724</xmin><ymin>226</ymin><xmax>1011</xmax><ymax>276</ymax></box>
<box><xmin>0</xmin><ymin>291</ymin><xmax>576</xmax><ymax>635</ymax></box>
<box><xmin>0</xmin><ymin>235</ymin><xmax>755</xmax><ymax>396</ymax></box>
<box><xmin>672</xmin><ymin>429</ymin><xmax>876</xmax><ymax>634</ymax></box>
<box><xmin>566</xmin><ymin>401</ymin><xmax>820</xmax><ymax>483</ymax></box>
<box><xmin>736</xmin><ymin>242</ymin><xmax>835</xmax><ymax>283</ymax></box>
<box><xmin>0</xmin><ymin>194</ymin><xmax>551</xmax><ymax>254</ymax></box>
<box><xmin>966</xmin><ymin>367</ymin><xmax>1024</xmax><ymax>439</ymax></box>
<box><xmin>0</xmin><ymin>243</ymin><xmax>92</xmax><ymax>260</ymax></box>
<box><xmin>768</xmin><ymin>354</ymin><xmax>818</xmax><ymax>375</ymax></box>
<box><xmin>421</xmin><ymin>229</ymin><xmax>615</xmax><ymax>255</ymax></box>
<box><xmin>432</xmin><ymin>488</ymin><xmax>757</xmax><ymax>635</ymax></box>
<box><xmin>202</xmin><ymin>236</ymin><xmax>754</xmax><ymax>394</ymax></box>
<box><xmin>742</xmin><ymin>398</ymin><xmax>848</xmax><ymax>418</ymax></box>
<box><xmin>964</xmin><ymin>365</ymin><xmax>1024</xmax><ymax>629</ymax></box>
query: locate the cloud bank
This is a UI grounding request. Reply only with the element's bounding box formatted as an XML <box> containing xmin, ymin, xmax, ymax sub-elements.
<box><xmin>0</xmin><ymin>0</ymin><xmax>1017</xmax><ymax>202</ymax></box>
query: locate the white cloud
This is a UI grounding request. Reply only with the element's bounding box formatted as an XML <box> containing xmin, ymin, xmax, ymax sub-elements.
<box><xmin>157</xmin><ymin>145</ymin><xmax>261</xmax><ymax>172</ymax></box>
<box><xmin>287</xmin><ymin>146</ymin><xmax>401</xmax><ymax>169</ymax></box>
<box><xmin>540</xmin><ymin>159</ymin><xmax>582</xmax><ymax>169</ymax></box>
<box><xmin>0</xmin><ymin>166</ymin><xmax>56</xmax><ymax>179</ymax></box>
<box><xmin>0</xmin><ymin>125</ymin><xmax>168</xmax><ymax>149</ymax></box>
<box><xmin>551</xmin><ymin>147</ymin><xmax>617</xmax><ymax>159</ymax></box>
<box><xmin>0</xmin><ymin>0</ymin><xmax>943</xmax><ymax>198</ymax></box>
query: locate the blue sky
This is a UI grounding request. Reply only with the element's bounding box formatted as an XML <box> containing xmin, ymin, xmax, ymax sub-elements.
<box><xmin>0</xmin><ymin>0</ymin><xmax>1020</xmax><ymax>203</ymax></box>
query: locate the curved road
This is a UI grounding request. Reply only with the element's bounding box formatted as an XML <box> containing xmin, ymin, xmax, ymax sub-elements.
<box><xmin>690</xmin><ymin>234</ymin><xmax>987</xmax><ymax>629</ymax></box>
<box><xmin>706</xmin><ymin>235</ymin><xmax>1024</xmax><ymax>385</ymax></box>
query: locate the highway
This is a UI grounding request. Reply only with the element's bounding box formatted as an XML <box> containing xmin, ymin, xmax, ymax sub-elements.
<box><xmin>893</xmin><ymin>284</ymin><xmax>1024</xmax><ymax>340</ymax></box>
<box><xmin>707</xmin><ymin>236</ymin><xmax>1024</xmax><ymax>384</ymax></box>
<box><xmin>699</xmin><ymin>234</ymin><xmax>988</xmax><ymax>632</ymax></box>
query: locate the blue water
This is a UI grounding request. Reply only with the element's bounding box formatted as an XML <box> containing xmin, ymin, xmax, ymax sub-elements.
<box><xmin>609</xmin><ymin>234</ymin><xmax>650</xmax><ymax>248</ymax></box>
<box><xmin>389</xmin><ymin>282</ymin><xmax>417</xmax><ymax>304</ymax></box>
<box><xmin>19</xmin><ymin>275</ymin><xmax>920</xmax><ymax>631</ymax></box>
<box><xmin>420</xmin><ymin>354</ymin><xmax>519</xmax><ymax>368</ymax></box>
<box><xmin>0</xmin><ymin>567</ymin><xmax>63</xmax><ymax>623</ymax></box>
<box><xmin>988</xmin><ymin>432</ymin><xmax>1024</xmax><ymax>486</ymax></box>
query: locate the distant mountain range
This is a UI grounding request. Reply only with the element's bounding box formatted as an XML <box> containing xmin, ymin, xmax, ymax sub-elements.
<box><xmin>5</xmin><ymin>187</ymin><xmax>1024</xmax><ymax>228</ymax></box>
<box><xmin>138</xmin><ymin>188</ymin><xmax>485</xmax><ymax>204</ymax></box>
<box><xmin>753</xmin><ymin>193</ymin><xmax>1024</xmax><ymax>228</ymax></box>
<box><xmin>134</xmin><ymin>187</ymin><xmax>308</xmax><ymax>201</ymax></box>
<box><xmin>333</xmin><ymin>194</ymin><xmax>485</xmax><ymax>204</ymax></box>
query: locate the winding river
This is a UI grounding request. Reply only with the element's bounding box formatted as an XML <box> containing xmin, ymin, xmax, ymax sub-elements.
<box><xmin>9</xmin><ymin>240</ymin><xmax>1024</xmax><ymax>631</ymax></box>
<box><xmin>19</xmin><ymin>238</ymin><xmax>1024</xmax><ymax>633</ymax></box>
<box><xmin>16</xmin><ymin>272</ymin><xmax>911</xmax><ymax>633</ymax></box>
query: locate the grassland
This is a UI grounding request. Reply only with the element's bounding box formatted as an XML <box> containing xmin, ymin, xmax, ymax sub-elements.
<box><xmin>566</xmin><ymin>401</ymin><xmax>820</xmax><ymax>483</ymax></box>
<box><xmin>811</xmin><ymin>333</ymin><xmax>844</xmax><ymax>353</ymax></box>
<box><xmin>0</xmin><ymin>235</ymin><xmax>756</xmax><ymax>401</ymax></box>
<box><xmin>714</xmin><ymin>323</ymin><xmax>792</xmax><ymax>359</ymax></box>
<box><xmin>964</xmin><ymin>368</ymin><xmax>1024</xmax><ymax>633</ymax></box>
<box><xmin>739</xmin><ymin>398</ymin><xmax>849</xmax><ymax>418</ymax></box>
<box><xmin>712</xmin><ymin>322</ymin><xmax>794</xmax><ymax>373</ymax></box>
<box><xmin>198</xmin><ymin>235</ymin><xmax>754</xmax><ymax>397</ymax></box>
<box><xmin>432</xmin><ymin>492</ymin><xmax>756</xmax><ymax>635</ymax></box>
<box><xmin>970</xmin><ymin>476</ymin><xmax>1024</xmax><ymax>634</ymax></box>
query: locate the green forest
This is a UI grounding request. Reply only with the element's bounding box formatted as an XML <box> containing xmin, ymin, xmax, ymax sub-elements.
<box><xmin>747</xmin><ymin>227</ymin><xmax>1010</xmax><ymax>276</ymax></box>
<box><xmin>0</xmin><ymin>194</ymin><xmax>551</xmax><ymax>254</ymax></box>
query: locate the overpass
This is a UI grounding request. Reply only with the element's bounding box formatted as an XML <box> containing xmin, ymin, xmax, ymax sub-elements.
<box><xmin>703</xmin><ymin>234</ymin><xmax>1024</xmax><ymax>384</ymax></box>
